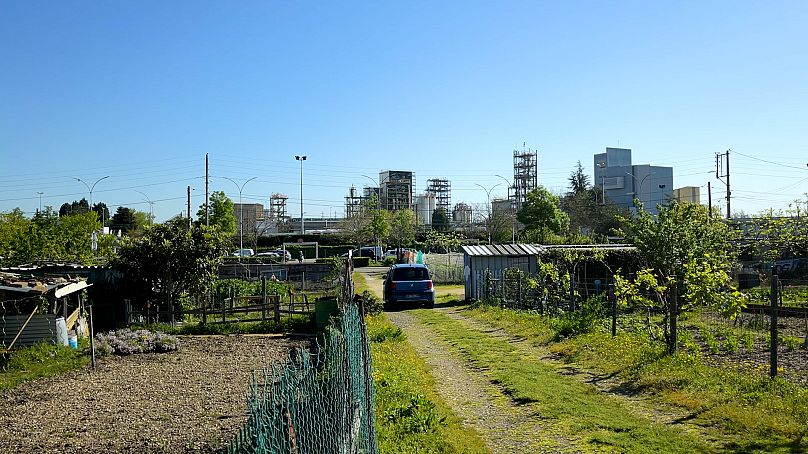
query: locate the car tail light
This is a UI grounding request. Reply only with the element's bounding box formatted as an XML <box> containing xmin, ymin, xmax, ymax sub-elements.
<box><xmin>390</xmin><ymin>282</ymin><xmax>396</xmax><ymax>290</ymax></box>
<box><xmin>426</xmin><ymin>280</ymin><xmax>433</xmax><ymax>290</ymax></box>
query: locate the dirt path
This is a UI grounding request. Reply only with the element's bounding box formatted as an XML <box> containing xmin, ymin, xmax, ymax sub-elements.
<box><xmin>0</xmin><ymin>335</ymin><xmax>309</xmax><ymax>453</ymax></box>
<box><xmin>358</xmin><ymin>268</ymin><xmax>573</xmax><ymax>453</ymax></box>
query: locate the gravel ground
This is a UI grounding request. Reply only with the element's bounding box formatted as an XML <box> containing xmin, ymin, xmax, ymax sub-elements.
<box><xmin>0</xmin><ymin>335</ymin><xmax>311</xmax><ymax>453</ymax></box>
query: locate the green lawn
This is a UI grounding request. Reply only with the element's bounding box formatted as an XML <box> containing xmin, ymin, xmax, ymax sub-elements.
<box><xmin>1</xmin><ymin>341</ymin><xmax>89</xmax><ymax>391</ymax></box>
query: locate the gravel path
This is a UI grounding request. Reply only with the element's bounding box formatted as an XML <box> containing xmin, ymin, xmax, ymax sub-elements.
<box><xmin>0</xmin><ymin>335</ymin><xmax>310</xmax><ymax>453</ymax></box>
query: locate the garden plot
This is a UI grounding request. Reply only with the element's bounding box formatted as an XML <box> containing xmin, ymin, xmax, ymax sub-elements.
<box><xmin>0</xmin><ymin>335</ymin><xmax>310</xmax><ymax>453</ymax></box>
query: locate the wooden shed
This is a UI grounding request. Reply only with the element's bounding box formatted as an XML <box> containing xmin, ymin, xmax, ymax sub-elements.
<box><xmin>0</xmin><ymin>272</ymin><xmax>91</xmax><ymax>350</ymax></box>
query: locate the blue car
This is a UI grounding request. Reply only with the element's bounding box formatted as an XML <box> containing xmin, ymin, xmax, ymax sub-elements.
<box><xmin>383</xmin><ymin>263</ymin><xmax>435</xmax><ymax>308</ymax></box>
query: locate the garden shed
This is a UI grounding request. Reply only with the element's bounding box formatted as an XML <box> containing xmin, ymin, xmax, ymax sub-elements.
<box><xmin>462</xmin><ymin>244</ymin><xmax>638</xmax><ymax>302</ymax></box>
<box><xmin>0</xmin><ymin>271</ymin><xmax>90</xmax><ymax>350</ymax></box>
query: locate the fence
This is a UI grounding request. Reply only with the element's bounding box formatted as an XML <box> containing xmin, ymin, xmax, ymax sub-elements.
<box><xmin>423</xmin><ymin>253</ymin><xmax>464</xmax><ymax>284</ymax></box>
<box><xmin>223</xmin><ymin>258</ymin><xmax>377</xmax><ymax>454</ymax></box>
<box><xmin>480</xmin><ymin>266</ymin><xmax>808</xmax><ymax>382</ymax></box>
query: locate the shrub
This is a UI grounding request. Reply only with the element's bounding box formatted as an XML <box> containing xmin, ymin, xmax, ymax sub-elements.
<box><xmin>357</xmin><ymin>289</ymin><xmax>384</xmax><ymax>316</ymax></box>
<box><xmin>95</xmin><ymin>329</ymin><xmax>179</xmax><ymax>356</ymax></box>
<box><xmin>353</xmin><ymin>256</ymin><xmax>370</xmax><ymax>268</ymax></box>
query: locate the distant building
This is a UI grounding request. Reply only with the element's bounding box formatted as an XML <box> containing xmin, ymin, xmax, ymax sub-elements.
<box><xmin>452</xmin><ymin>202</ymin><xmax>473</xmax><ymax>225</ymax></box>
<box><xmin>594</xmin><ymin>147</ymin><xmax>673</xmax><ymax>214</ymax></box>
<box><xmin>380</xmin><ymin>170</ymin><xmax>415</xmax><ymax>211</ymax></box>
<box><xmin>232</xmin><ymin>203</ymin><xmax>264</xmax><ymax>236</ymax></box>
<box><xmin>673</xmin><ymin>186</ymin><xmax>701</xmax><ymax>204</ymax></box>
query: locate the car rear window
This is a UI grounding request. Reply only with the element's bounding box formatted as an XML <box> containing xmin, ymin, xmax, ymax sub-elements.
<box><xmin>392</xmin><ymin>267</ymin><xmax>430</xmax><ymax>281</ymax></box>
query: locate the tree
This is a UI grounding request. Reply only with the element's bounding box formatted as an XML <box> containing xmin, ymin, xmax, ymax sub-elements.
<box><xmin>111</xmin><ymin>207</ymin><xmax>137</xmax><ymax>233</ymax></box>
<box><xmin>0</xmin><ymin>208</ymin><xmax>101</xmax><ymax>266</ymax></box>
<box><xmin>59</xmin><ymin>198</ymin><xmax>90</xmax><ymax>217</ymax></box>
<box><xmin>388</xmin><ymin>209</ymin><xmax>416</xmax><ymax>250</ymax></box>
<box><xmin>561</xmin><ymin>188</ymin><xmax>627</xmax><ymax>242</ymax></box>
<box><xmin>93</xmin><ymin>202</ymin><xmax>110</xmax><ymax>225</ymax></box>
<box><xmin>112</xmin><ymin>218</ymin><xmax>229</xmax><ymax>319</ymax></box>
<box><xmin>367</xmin><ymin>207</ymin><xmax>390</xmax><ymax>250</ymax></box>
<box><xmin>568</xmin><ymin>161</ymin><xmax>590</xmax><ymax>195</ymax></box>
<box><xmin>197</xmin><ymin>191</ymin><xmax>237</xmax><ymax>236</ymax></box>
<box><xmin>517</xmin><ymin>186</ymin><xmax>569</xmax><ymax>243</ymax></box>
<box><xmin>616</xmin><ymin>201</ymin><xmax>741</xmax><ymax>354</ymax></box>
<box><xmin>431</xmin><ymin>208</ymin><xmax>450</xmax><ymax>231</ymax></box>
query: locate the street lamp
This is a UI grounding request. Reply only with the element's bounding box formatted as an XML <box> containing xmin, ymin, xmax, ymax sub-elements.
<box><xmin>221</xmin><ymin>176</ymin><xmax>257</xmax><ymax>251</ymax></box>
<box><xmin>596</xmin><ymin>162</ymin><xmax>607</xmax><ymax>205</ymax></box>
<box><xmin>625</xmin><ymin>172</ymin><xmax>653</xmax><ymax>203</ymax></box>
<box><xmin>494</xmin><ymin>174</ymin><xmax>516</xmax><ymax>243</ymax></box>
<box><xmin>37</xmin><ymin>192</ymin><xmax>44</xmax><ymax>213</ymax></box>
<box><xmin>475</xmin><ymin>183</ymin><xmax>501</xmax><ymax>244</ymax></box>
<box><xmin>74</xmin><ymin>176</ymin><xmax>110</xmax><ymax>224</ymax></box>
<box><xmin>134</xmin><ymin>190</ymin><xmax>154</xmax><ymax>226</ymax></box>
<box><xmin>295</xmin><ymin>156</ymin><xmax>307</xmax><ymax>234</ymax></box>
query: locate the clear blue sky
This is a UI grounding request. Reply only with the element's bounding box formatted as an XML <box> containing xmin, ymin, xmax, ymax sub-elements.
<box><xmin>2</xmin><ymin>1</ymin><xmax>807</xmax><ymax>221</ymax></box>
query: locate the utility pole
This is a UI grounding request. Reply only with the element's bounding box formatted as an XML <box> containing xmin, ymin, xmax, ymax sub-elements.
<box><xmin>205</xmin><ymin>153</ymin><xmax>209</xmax><ymax>226</ymax></box>
<box><xmin>295</xmin><ymin>155</ymin><xmax>307</xmax><ymax>234</ymax></box>
<box><xmin>707</xmin><ymin>181</ymin><xmax>712</xmax><ymax>218</ymax></box>
<box><xmin>187</xmin><ymin>186</ymin><xmax>192</xmax><ymax>227</ymax></box>
<box><xmin>716</xmin><ymin>149</ymin><xmax>731</xmax><ymax>219</ymax></box>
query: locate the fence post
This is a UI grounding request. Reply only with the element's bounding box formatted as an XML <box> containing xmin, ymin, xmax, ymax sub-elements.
<box><xmin>669</xmin><ymin>276</ymin><xmax>678</xmax><ymax>355</ymax></box>
<box><xmin>274</xmin><ymin>293</ymin><xmax>281</xmax><ymax>324</ymax></box>
<box><xmin>770</xmin><ymin>267</ymin><xmax>779</xmax><ymax>379</ymax></box>
<box><xmin>610</xmin><ymin>284</ymin><xmax>617</xmax><ymax>337</ymax></box>
<box><xmin>261</xmin><ymin>276</ymin><xmax>267</xmax><ymax>321</ymax></box>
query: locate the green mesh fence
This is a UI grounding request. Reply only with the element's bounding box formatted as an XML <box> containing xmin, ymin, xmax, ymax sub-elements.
<box><xmin>223</xmin><ymin>261</ymin><xmax>377</xmax><ymax>454</ymax></box>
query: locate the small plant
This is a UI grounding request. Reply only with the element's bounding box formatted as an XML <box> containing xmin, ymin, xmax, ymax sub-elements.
<box><xmin>370</xmin><ymin>324</ymin><xmax>406</xmax><ymax>343</ymax></box>
<box><xmin>781</xmin><ymin>335</ymin><xmax>801</xmax><ymax>351</ymax></box>
<box><xmin>741</xmin><ymin>332</ymin><xmax>756</xmax><ymax>351</ymax></box>
<box><xmin>383</xmin><ymin>393</ymin><xmax>446</xmax><ymax>434</ymax></box>
<box><xmin>678</xmin><ymin>330</ymin><xmax>701</xmax><ymax>357</ymax></box>
<box><xmin>701</xmin><ymin>329</ymin><xmax>720</xmax><ymax>354</ymax></box>
<box><xmin>95</xmin><ymin>329</ymin><xmax>180</xmax><ymax>356</ymax></box>
<box><xmin>723</xmin><ymin>332</ymin><xmax>740</xmax><ymax>353</ymax></box>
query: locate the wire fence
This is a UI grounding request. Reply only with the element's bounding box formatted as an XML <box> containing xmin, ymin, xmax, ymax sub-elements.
<box><xmin>422</xmin><ymin>253</ymin><xmax>464</xmax><ymax>284</ymax></box>
<box><xmin>223</xmin><ymin>259</ymin><xmax>378</xmax><ymax>454</ymax></box>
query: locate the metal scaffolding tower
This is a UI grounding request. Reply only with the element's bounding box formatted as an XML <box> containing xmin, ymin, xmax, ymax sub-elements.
<box><xmin>269</xmin><ymin>193</ymin><xmax>291</xmax><ymax>232</ymax></box>
<box><xmin>512</xmin><ymin>148</ymin><xmax>538</xmax><ymax>210</ymax></box>
<box><xmin>426</xmin><ymin>178</ymin><xmax>451</xmax><ymax>214</ymax></box>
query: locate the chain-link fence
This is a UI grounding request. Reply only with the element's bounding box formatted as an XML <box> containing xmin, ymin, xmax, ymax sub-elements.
<box><xmin>223</xmin><ymin>259</ymin><xmax>377</xmax><ymax>454</ymax></box>
<box><xmin>422</xmin><ymin>253</ymin><xmax>464</xmax><ymax>284</ymax></box>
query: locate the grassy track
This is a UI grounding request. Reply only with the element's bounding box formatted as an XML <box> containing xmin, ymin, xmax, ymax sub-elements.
<box><xmin>367</xmin><ymin>314</ymin><xmax>489</xmax><ymax>453</ymax></box>
<box><xmin>463</xmin><ymin>304</ymin><xmax>808</xmax><ymax>453</ymax></box>
<box><xmin>412</xmin><ymin>308</ymin><xmax>717</xmax><ymax>453</ymax></box>
<box><xmin>356</xmin><ymin>271</ymin><xmax>488</xmax><ymax>453</ymax></box>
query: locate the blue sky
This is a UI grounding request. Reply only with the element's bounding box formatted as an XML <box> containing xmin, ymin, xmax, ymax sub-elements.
<box><xmin>2</xmin><ymin>1</ymin><xmax>807</xmax><ymax>221</ymax></box>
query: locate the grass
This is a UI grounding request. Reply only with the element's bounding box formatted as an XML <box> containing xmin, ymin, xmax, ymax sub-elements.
<box><xmin>462</xmin><ymin>304</ymin><xmax>808</xmax><ymax>452</ymax></box>
<box><xmin>0</xmin><ymin>340</ymin><xmax>90</xmax><ymax>391</ymax></box>
<box><xmin>367</xmin><ymin>313</ymin><xmax>488</xmax><ymax>454</ymax></box>
<box><xmin>134</xmin><ymin>313</ymin><xmax>315</xmax><ymax>336</ymax></box>
<box><xmin>412</xmin><ymin>308</ymin><xmax>714</xmax><ymax>453</ymax></box>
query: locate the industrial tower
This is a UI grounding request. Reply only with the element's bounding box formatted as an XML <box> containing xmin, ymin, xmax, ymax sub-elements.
<box><xmin>512</xmin><ymin>148</ymin><xmax>538</xmax><ymax>210</ymax></box>
<box><xmin>425</xmin><ymin>178</ymin><xmax>451</xmax><ymax>214</ymax></box>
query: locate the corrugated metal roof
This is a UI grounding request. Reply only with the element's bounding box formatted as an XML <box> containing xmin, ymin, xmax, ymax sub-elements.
<box><xmin>462</xmin><ymin>244</ymin><xmax>546</xmax><ymax>256</ymax></box>
<box><xmin>462</xmin><ymin>243</ymin><xmax>635</xmax><ymax>257</ymax></box>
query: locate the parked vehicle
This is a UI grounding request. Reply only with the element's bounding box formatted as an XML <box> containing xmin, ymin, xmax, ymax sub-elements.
<box><xmin>383</xmin><ymin>263</ymin><xmax>435</xmax><ymax>308</ymax></box>
<box><xmin>271</xmin><ymin>249</ymin><xmax>292</xmax><ymax>261</ymax></box>
<box><xmin>232</xmin><ymin>248</ymin><xmax>255</xmax><ymax>257</ymax></box>
<box><xmin>343</xmin><ymin>246</ymin><xmax>383</xmax><ymax>260</ymax></box>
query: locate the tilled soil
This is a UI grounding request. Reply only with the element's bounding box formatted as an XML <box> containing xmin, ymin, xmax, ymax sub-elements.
<box><xmin>0</xmin><ymin>335</ymin><xmax>310</xmax><ymax>453</ymax></box>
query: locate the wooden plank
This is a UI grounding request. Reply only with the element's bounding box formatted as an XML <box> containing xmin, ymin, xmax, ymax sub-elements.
<box><xmin>65</xmin><ymin>307</ymin><xmax>80</xmax><ymax>331</ymax></box>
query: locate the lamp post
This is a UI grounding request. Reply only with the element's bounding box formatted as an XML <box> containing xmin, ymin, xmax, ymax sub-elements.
<box><xmin>134</xmin><ymin>190</ymin><xmax>154</xmax><ymax>226</ymax></box>
<box><xmin>295</xmin><ymin>156</ymin><xmax>307</xmax><ymax>234</ymax></box>
<box><xmin>625</xmin><ymin>171</ymin><xmax>652</xmax><ymax>204</ymax></box>
<box><xmin>475</xmin><ymin>183</ymin><xmax>501</xmax><ymax>244</ymax></box>
<box><xmin>597</xmin><ymin>162</ymin><xmax>607</xmax><ymax>205</ymax></box>
<box><xmin>222</xmin><ymin>176</ymin><xmax>257</xmax><ymax>251</ymax></box>
<box><xmin>74</xmin><ymin>176</ymin><xmax>110</xmax><ymax>224</ymax></box>
<box><xmin>37</xmin><ymin>192</ymin><xmax>44</xmax><ymax>213</ymax></box>
<box><xmin>494</xmin><ymin>174</ymin><xmax>516</xmax><ymax>243</ymax></box>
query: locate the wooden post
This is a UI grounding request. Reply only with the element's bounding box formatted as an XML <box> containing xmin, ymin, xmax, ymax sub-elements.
<box><xmin>261</xmin><ymin>276</ymin><xmax>267</xmax><ymax>321</ymax></box>
<box><xmin>770</xmin><ymin>267</ymin><xmax>779</xmax><ymax>379</ymax></box>
<box><xmin>274</xmin><ymin>293</ymin><xmax>281</xmax><ymax>324</ymax></box>
<box><xmin>89</xmin><ymin>301</ymin><xmax>96</xmax><ymax>369</ymax></box>
<box><xmin>202</xmin><ymin>293</ymin><xmax>207</xmax><ymax>324</ymax></box>
<box><xmin>610</xmin><ymin>284</ymin><xmax>617</xmax><ymax>337</ymax></box>
<box><xmin>669</xmin><ymin>278</ymin><xmax>678</xmax><ymax>354</ymax></box>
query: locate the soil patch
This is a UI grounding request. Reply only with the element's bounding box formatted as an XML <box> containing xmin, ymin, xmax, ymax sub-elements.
<box><xmin>0</xmin><ymin>335</ymin><xmax>310</xmax><ymax>453</ymax></box>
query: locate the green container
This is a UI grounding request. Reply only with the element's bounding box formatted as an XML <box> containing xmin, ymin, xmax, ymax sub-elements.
<box><xmin>315</xmin><ymin>298</ymin><xmax>339</xmax><ymax>331</ymax></box>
